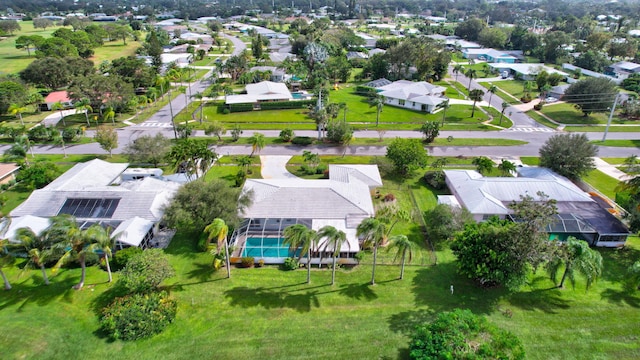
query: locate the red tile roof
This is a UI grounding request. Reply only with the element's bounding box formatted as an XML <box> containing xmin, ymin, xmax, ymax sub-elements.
<box><xmin>44</xmin><ymin>91</ymin><xmax>70</xmax><ymax>103</ymax></box>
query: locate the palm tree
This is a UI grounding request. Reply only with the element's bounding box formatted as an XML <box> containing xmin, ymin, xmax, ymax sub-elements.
<box><xmin>626</xmin><ymin>261</ymin><xmax>640</xmax><ymax>291</ymax></box>
<box><xmin>472</xmin><ymin>156</ymin><xmax>494</xmax><ymax>175</ymax></box>
<box><xmin>487</xmin><ymin>84</ymin><xmax>498</xmax><ymax>105</ymax></box>
<box><xmin>357</xmin><ymin>218</ymin><xmax>387</xmax><ymax>285</ymax></box>
<box><xmin>74</xmin><ymin>98</ymin><xmax>93</xmax><ymax>126</ymax></box>
<box><xmin>546</xmin><ymin>237</ymin><xmax>603</xmax><ymax>290</ymax></box>
<box><xmin>204</xmin><ymin>218</ymin><xmax>231</xmax><ymax>278</ymax></box>
<box><xmin>249</xmin><ymin>132</ymin><xmax>265</xmax><ymax>156</ymax></box>
<box><xmin>146</xmin><ymin>87</ymin><xmax>159</xmax><ymax>105</ymax></box>
<box><xmin>102</xmin><ymin>107</ymin><xmax>116</xmax><ymax>124</ymax></box>
<box><xmin>283</xmin><ymin>224</ymin><xmax>317</xmax><ymax>284</ymax></box>
<box><xmin>468</xmin><ymin>89</ymin><xmax>485</xmax><ymax>118</ymax></box>
<box><xmin>439</xmin><ymin>99</ymin><xmax>450</xmax><ymax>126</ymax></box>
<box><xmin>155</xmin><ymin>76</ymin><xmax>167</xmax><ymax>98</ymax></box>
<box><xmin>8</xmin><ymin>104</ymin><xmax>28</xmax><ymax>126</ymax></box>
<box><xmin>497</xmin><ymin>159</ymin><xmax>516</xmax><ymax>177</ymax></box>
<box><xmin>84</xmin><ymin>225</ymin><xmax>116</xmax><ymax>283</ymax></box>
<box><xmin>51</xmin><ymin>131</ymin><xmax>67</xmax><ymax>158</ymax></box>
<box><xmin>369</xmin><ymin>94</ymin><xmax>384</xmax><ymax>127</ymax></box>
<box><xmin>316</xmin><ymin>225</ymin><xmax>347</xmax><ymax>286</ymax></box>
<box><xmin>192</xmin><ymin>92</ymin><xmax>205</xmax><ymax>123</ymax></box>
<box><xmin>15</xmin><ymin>227</ymin><xmax>56</xmax><ymax>285</ymax></box>
<box><xmin>464</xmin><ymin>68</ymin><xmax>477</xmax><ymax>91</ymax></box>
<box><xmin>453</xmin><ymin>64</ymin><xmax>463</xmax><ymax>82</ymax></box>
<box><xmin>51</xmin><ymin>101</ymin><xmax>66</xmax><ymax>126</ymax></box>
<box><xmin>387</xmin><ymin>235</ymin><xmax>414</xmax><ymax>280</ymax></box>
<box><xmin>0</xmin><ymin>239</ymin><xmax>15</xmax><ymax>290</ymax></box>
<box><xmin>49</xmin><ymin>215</ymin><xmax>94</xmax><ymax>290</ymax></box>
<box><xmin>376</xmin><ymin>204</ymin><xmax>411</xmax><ymax>236</ymax></box>
<box><xmin>499</xmin><ymin>101</ymin><xmax>509</xmax><ymax>125</ymax></box>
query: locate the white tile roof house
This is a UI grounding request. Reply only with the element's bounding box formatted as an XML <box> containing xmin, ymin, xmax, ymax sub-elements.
<box><xmin>233</xmin><ymin>165</ymin><xmax>383</xmax><ymax>264</ymax></box>
<box><xmin>8</xmin><ymin>159</ymin><xmax>184</xmax><ymax>249</ymax></box>
<box><xmin>377</xmin><ymin>80</ymin><xmax>448</xmax><ymax>113</ymax></box>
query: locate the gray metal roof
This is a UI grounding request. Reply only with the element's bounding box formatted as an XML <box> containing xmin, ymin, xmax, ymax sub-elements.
<box><xmin>44</xmin><ymin>159</ymin><xmax>128</xmax><ymax>191</ymax></box>
<box><xmin>329</xmin><ymin>165</ymin><xmax>382</xmax><ymax>188</ymax></box>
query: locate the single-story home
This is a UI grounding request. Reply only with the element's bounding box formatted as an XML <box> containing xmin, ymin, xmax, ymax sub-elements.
<box><xmin>375</xmin><ymin>80</ymin><xmax>448</xmax><ymax>113</ymax></box>
<box><xmin>548</xmin><ymin>84</ymin><xmax>571</xmax><ymax>99</ymax></box>
<box><xmin>7</xmin><ymin>159</ymin><xmax>184</xmax><ymax>249</ymax></box>
<box><xmin>225</xmin><ymin>81</ymin><xmax>293</xmax><ymax>105</ymax></box>
<box><xmin>488</xmin><ymin>63</ymin><xmax>569</xmax><ymax>81</ymax></box>
<box><xmin>249</xmin><ymin>66</ymin><xmax>287</xmax><ymax>82</ymax></box>
<box><xmin>442</xmin><ymin>167</ymin><xmax>629</xmax><ymax>247</ymax></box>
<box><xmin>0</xmin><ymin>163</ymin><xmax>20</xmax><ymax>184</ymax></box>
<box><xmin>232</xmin><ymin>165</ymin><xmax>383</xmax><ymax>264</ymax></box>
<box><xmin>346</xmin><ymin>51</ymin><xmax>369</xmax><ymax>60</ymax></box>
<box><xmin>463</xmin><ymin>48</ymin><xmax>517</xmax><ymax>63</ymax></box>
<box><xmin>605</xmin><ymin>61</ymin><xmax>640</xmax><ymax>79</ymax></box>
<box><xmin>42</xmin><ymin>91</ymin><xmax>73</xmax><ymax>111</ymax></box>
<box><xmin>356</xmin><ymin>32</ymin><xmax>377</xmax><ymax>48</ymax></box>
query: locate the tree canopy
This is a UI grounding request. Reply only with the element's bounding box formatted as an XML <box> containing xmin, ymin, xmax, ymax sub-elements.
<box><xmin>386</xmin><ymin>138</ymin><xmax>429</xmax><ymax>176</ymax></box>
<box><xmin>539</xmin><ymin>133</ymin><xmax>597</xmax><ymax>179</ymax></box>
<box><xmin>163</xmin><ymin>179</ymin><xmax>253</xmax><ymax>233</ymax></box>
<box><xmin>564</xmin><ymin>77</ymin><xmax>618</xmax><ymax>116</ymax></box>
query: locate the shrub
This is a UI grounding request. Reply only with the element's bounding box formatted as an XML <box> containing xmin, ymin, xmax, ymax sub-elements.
<box><xmin>282</xmin><ymin>257</ymin><xmax>298</xmax><ymax>270</ymax></box>
<box><xmin>100</xmin><ymin>291</ymin><xmax>177</xmax><ymax>341</ymax></box>
<box><xmin>112</xmin><ymin>247</ymin><xmax>143</xmax><ymax>271</ymax></box>
<box><xmin>255</xmin><ymin>259</ymin><xmax>265</xmax><ymax>268</ymax></box>
<box><xmin>239</xmin><ymin>256</ymin><xmax>254</xmax><ymax>268</ymax></box>
<box><xmin>354</xmin><ymin>252</ymin><xmax>364</xmax><ymax>261</ymax></box>
<box><xmin>316</xmin><ymin>163</ymin><xmax>327</xmax><ymax>174</ymax></box>
<box><xmin>279</xmin><ymin>128</ymin><xmax>294</xmax><ymax>142</ymax></box>
<box><xmin>15</xmin><ymin>162</ymin><xmax>61</xmax><ymax>189</ymax></box>
<box><xmin>28</xmin><ymin>125</ymin><xmax>54</xmax><ymax>142</ymax></box>
<box><xmin>383</xmin><ymin>193</ymin><xmax>396</xmax><ymax>202</ymax></box>
<box><xmin>520</xmin><ymin>94</ymin><xmax>532</xmax><ymax>103</ymax></box>
<box><xmin>222</xmin><ymin>108</ymin><xmax>230</xmax><ymax>114</ymax></box>
<box><xmin>229</xmin><ymin>103</ymin><xmax>254</xmax><ymax>113</ymax></box>
<box><xmin>423</xmin><ymin>170</ymin><xmax>446</xmax><ymax>189</ymax></box>
<box><xmin>291</xmin><ymin>136</ymin><xmax>313</xmax><ymax>146</ymax></box>
<box><xmin>300</xmin><ymin>164</ymin><xmax>316</xmax><ymax>175</ymax></box>
<box><xmin>259</xmin><ymin>99</ymin><xmax>315</xmax><ymax>110</ymax></box>
<box><xmin>533</xmin><ymin>102</ymin><xmax>544</xmax><ymax>110</ymax></box>
<box><xmin>62</xmin><ymin>127</ymin><xmax>82</xmax><ymax>142</ymax></box>
<box><xmin>118</xmin><ymin>249</ymin><xmax>175</xmax><ymax>293</ymax></box>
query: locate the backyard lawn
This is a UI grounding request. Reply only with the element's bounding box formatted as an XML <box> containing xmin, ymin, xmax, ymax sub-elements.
<box><xmin>1</xmin><ymin>168</ymin><xmax>639</xmax><ymax>359</ymax></box>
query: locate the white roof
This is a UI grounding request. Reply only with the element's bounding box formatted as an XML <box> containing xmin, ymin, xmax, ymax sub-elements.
<box><xmin>44</xmin><ymin>159</ymin><xmax>128</xmax><ymax>191</ymax></box>
<box><xmin>242</xmin><ymin>165</ymin><xmax>380</xmax><ymax>221</ymax></box>
<box><xmin>312</xmin><ymin>219</ymin><xmax>359</xmax><ymax>253</ymax></box>
<box><xmin>161</xmin><ymin>53</ymin><xmax>191</xmax><ymax>66</ymax></box>
<box><xmin>226</xmin><ymin>81</ymin><xmax>292</xmax><ymax>104</ymax></box>
<box><xmin>113</xmin><ymin>217</ymin><xmax>154</xmax><ymax>247</ymax></box>
<box><xmin>464</xmin><ymin>48</ymin><xmax>516</xmax><ymax>59</ymax></box>
<box><xmin>329</xmin><ymin>165</ymin><xmax>383</xmax><ymax>188</ymax></box>
<box><xmin>488</xmin><ymin>63</ymin><xmax>569</xmax><ymax>77</ymax></box>
<box><xmin>378</xmin><ymin>80</ymin><xmax>447</xmax><ymax>105</ymax></box>
<box><xmin>444</xmin><ymin>169</ymin><xmax>593</xmax><ymax>215</ymax></box>
<box><xmin>2</xmin><ymin>215</ymin><xmax>51</xmax><ymax>243</ymax></box>
<box><xmin>437</xmin><ymin>195</ymin><xmax>461</xmax><ymax>208</ymax></box>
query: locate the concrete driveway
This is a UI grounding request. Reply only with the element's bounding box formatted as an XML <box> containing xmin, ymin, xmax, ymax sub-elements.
<box><xmin>260</xmin><ymin>155</ymin><xmax>298</xmax><ymax>179</ymax></box>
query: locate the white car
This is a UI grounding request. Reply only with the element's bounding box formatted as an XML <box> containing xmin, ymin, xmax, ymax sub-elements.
<box><xmin>545</xmin><ymin>97</ymin><xmax>558</xmax><ymax>103</ymax></box>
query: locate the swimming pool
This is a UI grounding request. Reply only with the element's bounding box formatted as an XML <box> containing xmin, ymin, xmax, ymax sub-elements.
<box><xmin>241</xmin><ymin>237</ymin><xmax>299</xmax><ymax>258</ymax></box>
<box><xmin>292</xmin><ymin>92</ymin><xmax>304</xmax><ymax>99</ymax></box>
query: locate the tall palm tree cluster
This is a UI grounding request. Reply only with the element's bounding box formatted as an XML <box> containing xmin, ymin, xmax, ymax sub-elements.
<box><xmin>0</xmin><ymin>214</ymin><xmax>119</xmax><ymax>291</ymax></box>
<box><xmin>281</xmin><ymin>204</ymin><xmax>415</xmax><ymax>286</ymax></box>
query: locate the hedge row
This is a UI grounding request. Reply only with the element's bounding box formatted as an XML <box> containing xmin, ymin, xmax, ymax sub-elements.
<box><xmin>226</xmin><ymin>99</ymin><xmax>317</xmax><ymax>113</ymax></box>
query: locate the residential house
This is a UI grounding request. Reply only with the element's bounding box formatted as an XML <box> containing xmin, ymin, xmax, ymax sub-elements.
<box><xmin>232</xmin><ymin>165</ymin><xmax>382</xmax><ymax>264</ymax></box>
<box><xmin>548</xmin><ymin>84</ymin><xmax>571</xmax><ymax>99</ymax></box>
<box><xmin>8</xmin><ymin>159</ymin><xmax>184</xmax><ymax>249</ymax></box>
<box><xmin>605</xmin><ymin>61</ymin><xmax>640</xmax><ymax>80</ymax></box>
<box><xmin>249</xmin><ymin>66</ymin><xmax>287</xmax><ymax>82</ymax></box>
<box><xmin>443</xmin><ymin>168</ymin><xmax>629</xmax><ymax>247</ymax></box>
<box><xmin>225</xmin><ymin>81</ymin><xmax>293</xmax><ymax>105</ymax></box>
<box><xmin>488</xmin><ymin>63</ymin><xmax>569</xmax><ymax>81</ymax></box>
<box><xmin>356</xmin><ymin>32</ymin><xmax>378</xmax><ymax>49</ymax></box>
<box><xmin>372</xmin><ymin>80</ymin><xmax>448</xmax><ymax>113</ymax></box>
<box><xmin>42</xmin><ymin>91</ymin><xmax>73</xmax><ymax>111</ymax></box>
<box><xmin>0</xmin><ymin>163</ymin><xmax>20</xmax><ymax>184</ymax></box>
<box><xmin>463</xmin><ymin>48</ymin><xmax>517</xmax><ymax>63</ymax></box>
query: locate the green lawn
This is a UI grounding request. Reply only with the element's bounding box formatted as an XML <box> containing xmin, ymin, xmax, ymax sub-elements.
<box><xmin>540</xmin><ymin>103</ymin><xmax>640</xmax><ymax>126</ymax></box>
<box><xmin>0</xmin><ymin>21</ymin><xmax>65</xmax><ymax>74</ymax></box>
<box><xmin>0</xmin><ymin>22</ymin><xmax>142</xmax><ymax>74</ymax></box>
<box><xmin>582</xmin><ymin>169</ymin><xmax>622</xmax><ymax>200</ymax></box>
<box><xmin>194</xmin><ymin>87</ymin><xmax>496</xmax><ymax>131</ymax></box>
<box><xmin>591</xmin><ymin>140</ymin><xmax>640</xmax><ymax>148</ymax></box>
<box><xmin>1</xmin><ymin>157</ymin><xmax>640</xmax><ymax>359</ymax></box>
<box><xmin>525</xmin><ymin>110</ymin><xmax>560</xmax><ymax>129</ymax></box>
<box><xmin>459</xmin><ymin>63</ymin><xmax>494</xmax><ymax>78</ymax></box>
<box><xmin>482</xmin><ymin>80</ymin><xmax>539</xmax><ymax>103</ymax></box>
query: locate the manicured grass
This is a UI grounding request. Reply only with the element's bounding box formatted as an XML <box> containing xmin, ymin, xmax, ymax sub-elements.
<box><xmin>0</xmin><ymin>21</ymin><xmax>65</xmax><ymax>73</ymax></box>
<box><xmin>484</xmin><ymin>106</ymin><xmax>514</xmax><ymax>128</ymax></box>
<box><xmin>193</xmin><ymin>87</ymin><xmax>496</xmax><ymax>131</ymax></box>
<box><xmin>525</xmin><ymin>110</ymin><xmax>560</xmax><ymax>129</ymax></box>
<box><xmin>540</xmin><ymin>103</ymin><xmax>639</xmax><ymax>127</ymax></box>
<box><xmin>602</xmin><ymin>158</ymin><xmax>629</xmax><ymax>165</ymax></box>
<box><xmin>591</xmin><ymin>140</ymin><xmax>640</xmax><ymax>148</ymax></box>
<box><xmin>478</xmin><ymin>81</ymin><xmax>521</xmax><ymax>105</ymax></box>
<box><xmin>90</xmin><ymin>40</ymin><xmax>143</xmax><ymax>65</ymax></box>
<box><xmin>565</xmin><ymin>126</ymin><xmax>640</xmax><ymax>132</ymax></box>
<box><xmin>1</xmin><ymin>157</ymin><xmax>640</xmax><ymax>359</ymax></box>
<box><xmin>490</xmin><ymin>80</ymin><xmax>539</xmax><ymax>101</ymax></box>
<box><xmin>459</xmin><ymin>63</ymin><xmax>494</xmax><ymax>78</ymax></box>
<box><xmin>582</xmin><ymin>169</ymin><xmax>622</xmax><ymax>200</ymax></box>
<box><xmin>519</xmin><ymin>156</ymin><xmax>540</xmax><ymax>166</ymax></box>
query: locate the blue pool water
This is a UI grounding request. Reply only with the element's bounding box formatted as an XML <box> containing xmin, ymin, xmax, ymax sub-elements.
<box><xmin>242</xmin><ymin>237</ymin><xmax>298</xmax><ymax>258</ymax></box>
<box><xmin>292</xmin><ymin>92</ymin><xmax>304</xmax><ymax>99</ymax></box>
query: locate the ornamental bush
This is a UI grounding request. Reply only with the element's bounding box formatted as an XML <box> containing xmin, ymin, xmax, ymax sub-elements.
<box><xmin>239</xmin><ymin>256</ymin><xmax>254</xmax><ymax>268</ymax></box>
<box><xmin>118</xmin><ymin>249</ymin><xmax>175</xmax><ymax>293</ymax></box>
<box><xmin>112</xmin><ymin>247</ymin><xmax>143</xmax><ymax>271</ymax></box>
<box><xmin>291</xmin><ymin>136</ymin><xmax>313</xmax><ymax>146</ymax></box>
<box><xmin>410</xmin><ymin>309</ymin><xmax>525</xmax><ymax>360</ymax></box>
<box><xmin>100</xmin><ymin>291</ymin><xmax>177</xmax><ymax>341</ymax></box>
<box><xmin>282</xmin><ymin>257</ymin><xmax>298</xmax><ymax>271</ymax></box>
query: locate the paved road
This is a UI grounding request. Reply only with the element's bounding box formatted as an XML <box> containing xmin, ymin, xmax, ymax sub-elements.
<box><xmin>448</xmin><ymin>65</ymin><xmax>543</xmax><ymax>129</ymax></box>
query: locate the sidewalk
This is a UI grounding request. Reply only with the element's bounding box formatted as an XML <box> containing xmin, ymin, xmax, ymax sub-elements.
<box><xmin>260</xmin><ymin>155</ymin><xmax>297</xmax><ymax>179</ymax></box>
<box><xmin>593</xmin><ymin>157</ymin><xmax>632</xmax><ymax>181</ymax></box>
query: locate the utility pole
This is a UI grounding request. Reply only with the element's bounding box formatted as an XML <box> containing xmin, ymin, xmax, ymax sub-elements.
<box><xmin>602</xmin><ymin>93</ymin><xmax>620</xmax><ymax>142</ymax></box>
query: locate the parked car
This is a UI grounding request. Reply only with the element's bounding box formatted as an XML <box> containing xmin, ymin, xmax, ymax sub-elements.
<box><xmin>545</xmin><ymin>96</ymin><xmax>558</xmax><ymax>103</ymax></box>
